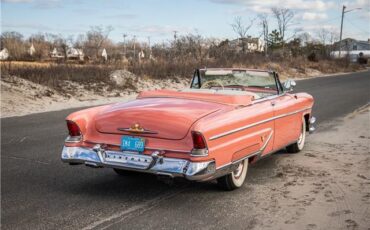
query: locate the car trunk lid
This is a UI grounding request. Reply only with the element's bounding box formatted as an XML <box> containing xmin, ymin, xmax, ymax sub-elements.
<box><xmin>95</xmin><ymin>97</ymin><xmax>227</xmax><ymax>140</ymax></box>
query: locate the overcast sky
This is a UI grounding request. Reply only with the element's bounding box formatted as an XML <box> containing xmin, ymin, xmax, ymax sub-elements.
<box><xmin>1</xmin><ymin>0</ymin><xmax>369</xmax><ymax>43</ymax></box>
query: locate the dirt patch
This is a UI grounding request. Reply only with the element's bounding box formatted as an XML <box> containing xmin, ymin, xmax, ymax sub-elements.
<box><xmin>249</xmin><ymin>107</ymin><xmax>370</xmax><ymax>229</ymax></box>
<box><xmin>0</xmin><ymin>72</ymin><xmax>189</xmax><ymax>118</ymax></box>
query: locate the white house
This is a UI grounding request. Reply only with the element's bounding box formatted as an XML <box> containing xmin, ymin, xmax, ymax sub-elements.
<box><xmin>102</xmin><ymin>48</ymin><xmax>108</xmax><ymax>61</ymax></box>
<box><xmin>0</xmin><ymin>48</ymin><xmax>9</xmax><ymax>60</ymax></box>
<box><xmin>330</xmin><ymin>50</ymin><xmax>370</xmax><ymax>62</ymax></box>
<box><xmin>228</xmin><ymin>37</ymin><xmax>265</xmax><ymax>53</ymax></box>
<box><xmin>66</xmin><ymin>48</ymin><xmax>84</xmax><ymax>60</ymax></box>
<box><xmin>50</xmin><ymin>48</ymin><xmax>65</xmax><ymax>59</ymax></box>
<box><xmin>29</xmin><ymin>44</ymin><xmax>36</xmax><ymax>56</ymax></box>
<box><xmin>138</xmin><ymin>50</ymin><xmax>145</xmax><ymax>59</ymax></box>
<box><xmin>334</xmin><ymin>38</ymin><xmax>370</xmax><ymax>53</ymax></box>
<box><xmin>331</xmin><ymin>38</ymin><xmax>370</xmax><ymax>61</ymax></box>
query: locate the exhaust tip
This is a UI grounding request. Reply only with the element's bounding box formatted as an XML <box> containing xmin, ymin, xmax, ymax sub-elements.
<box><xmin>85</xmin><ymin>162</ymin><xmax>101</xmax><ymax>168</ymax></box>
<box><xmin>156</xmin><ymin>173</ymin><xmax>175</xmax><ymax>185</ymax></box>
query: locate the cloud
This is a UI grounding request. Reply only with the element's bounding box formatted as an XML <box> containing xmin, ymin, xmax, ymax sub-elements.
<box><xmin>301</xmin><ymin>12</ymin><xmax>328</xmax><ymax>20</ymax></box>
<box><xmin>129</xmin><ymin>25</ymin><xmax>196</xmax><ymax>37</ymax></box>
<box><xmin>2</xmin><ymin>22</ymin><xmax>52</xmax><ymax>30</ymax></box>
<box><xmin>351</xmin><ymin>0</ymin><xmax>370</xmax><ymax>20</ymax></box>
<box><xmin>33</xmin><ymin>0</ymin><xmax>62</xmax><ymax>9</ymax></box>
<box><xmin>297</xmin><ymin>24</ymin><xmax>337</xmax><ymax>31</ymax></box>
<box><xmin>2</xmin><ymin>0</ymin><xmax>63</xmax><ymax>8</ymax></box>
<box><xmin>2</xmin><ymin>0</ymin><xmax>33</xmax><ymax>2</ymax></box>
<box><xmin>210</xmin><ymin>0</ymin><xmax>335</xmax><ymax>12</ymax></box>
<box><xmin>103</xmin><ymin>13</ymin><xmax>137</xmax><ymax>19</ymax></box>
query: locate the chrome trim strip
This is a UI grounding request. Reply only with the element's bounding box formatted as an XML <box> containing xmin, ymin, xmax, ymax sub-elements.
<box><xmin>209</xmin><ymin>107</ymin><xmax>312</xmax><ymax>140</ymax></box>
<box><xmin>252</xmin><ymin>94</ymin><xmax>283</xmax><ymax>104</ymax></box>
<box><xmin>190</xmin><ymin>148</ymin><xmax>209</xmax><ymax>157</ymax></box>
<box><xmin>65</xmin><ymin>135</ymin><xmax>83</xmax><ymax>143</ymax></box>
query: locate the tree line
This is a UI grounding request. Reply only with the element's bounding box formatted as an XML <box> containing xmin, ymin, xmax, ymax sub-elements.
<box><xmin>1</xmin><ymin>8</ymin><xmax>340</xmax><ymax>63</ymax></box>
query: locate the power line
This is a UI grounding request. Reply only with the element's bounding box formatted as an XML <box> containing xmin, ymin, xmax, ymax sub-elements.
<box><xmin>345</xmin><ymin>18</ymin><xmax>370</xmax><ymax>36</ymax></box>
<box><xmin>301</xmin><ymin>16</ymin><xmax>342</xmax><ymax>30</ymax></box>
<box><xmin>311</xmin><ymin>16</ymin><xmax>342</xmax><ymax>25</ymax></box>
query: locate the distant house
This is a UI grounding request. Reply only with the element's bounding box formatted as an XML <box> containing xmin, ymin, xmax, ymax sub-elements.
<box><xmin>50</xmin><ymin>47</ymin><xmax>84</xmax><ymax>60</ymax></box>
<box><xmin>228</xmin><ymin>37</ymin><xmax>265</xmax><ymax>53</ymax></box>
<box><xmin>50</xmin><ymin>48</ymin><xmax>65</xmax><ymax>59</ymax></box>
<box><xmin>334</xmin><ymin>38</ymin><xmax>370</xmax><ymax>52</ymax></box>
<box><xmin>101</xmin><ymin>48</ymin><xmax>108</xmax><ymax>61</ymax></box>
<box><xmin>0</xmin><ymin>48</ymin><xmax>9</xmax><ymax>60</ymax></box>
<box><xmin>331</xmin><ymin>38</ymin><xmax>370</xmax><ymax>60</ymax></box>
<box><xmin>66</xmin><ymin>48</ymin><xmax>84</xmax><ymax>60</ymax></box>
<box><xmin>29</xmin><ymin>44</ymin><xmax>36</xmax><ymax>56</ymax></box>
<box><xmin>138</xmin><ymin>50</ymin><xmax>145</xmax><ymax>59</ymax></box>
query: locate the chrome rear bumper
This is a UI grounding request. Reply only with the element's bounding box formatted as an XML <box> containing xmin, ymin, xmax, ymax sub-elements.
<box><xmin>61</xmin><ymin>145</ymin><xmax>216</xmax><ymax>181</ymax></box>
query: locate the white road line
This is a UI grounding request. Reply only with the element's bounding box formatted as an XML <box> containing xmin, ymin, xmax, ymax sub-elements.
<box><xmin>82</xmin><ymin>187</ymin><xmax>187</xmax><ymax>230</ymax></box>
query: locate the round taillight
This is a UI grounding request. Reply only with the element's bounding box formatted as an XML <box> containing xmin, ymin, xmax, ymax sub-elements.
<box><xmin>66</xmin><ymin>120</ymin><xmax>81</xmax><ymax>137</ymax></box>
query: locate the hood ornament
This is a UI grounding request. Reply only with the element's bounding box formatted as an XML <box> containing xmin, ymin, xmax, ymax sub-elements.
<box><xmin>117</xmin><ymin>123</ymin><xmax>158</xmax><ymax>134</ymax></box>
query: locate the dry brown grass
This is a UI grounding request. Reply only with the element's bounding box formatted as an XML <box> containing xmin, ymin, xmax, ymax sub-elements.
<box><xmin>1</xmin><ymin>54</ymin><xmax>365</xmax><ymax>94</ymax></box>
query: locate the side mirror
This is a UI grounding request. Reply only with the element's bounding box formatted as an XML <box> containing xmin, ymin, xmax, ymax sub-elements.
<box><xmin>283</xmin><ymin>79</ymin><xmax>296</xmax><ymax>92</ymax></box>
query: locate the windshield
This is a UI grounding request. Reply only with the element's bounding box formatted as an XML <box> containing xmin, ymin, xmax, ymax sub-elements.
<box><xmin>191</xmin><ymin>69</ymin><xmax>279</xmax><ymax>98</ymax></box>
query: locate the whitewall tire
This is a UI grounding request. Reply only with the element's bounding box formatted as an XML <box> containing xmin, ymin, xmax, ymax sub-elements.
<box><xmin>286</xmin><ymin>117</ymin><xmax>306</xmax><ymax>153</ymax></box>
<box><xmin>217</xmin><ymin>159</ymin><xmax>248</xmax><ymax>190</ymax></box>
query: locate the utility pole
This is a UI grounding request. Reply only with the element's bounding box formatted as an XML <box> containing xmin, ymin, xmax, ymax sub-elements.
<box><xmin>123</xmin><ymin>34</ymin><xmax>127</xmax><ymax>58</ymax></box>
<box><xmin>133</xmin><ymin>35</ymin><xmax>136</xmax><ymax>60</ymax></box>
<box><xmin>338</xmin><ymin>5</ymin><xmax>362</xmax><ymax>58</ymax></box>
<box><xmin>339</xmin><ymin>5</ymin><xmax>346</xmax><ymax>58</ymax></box>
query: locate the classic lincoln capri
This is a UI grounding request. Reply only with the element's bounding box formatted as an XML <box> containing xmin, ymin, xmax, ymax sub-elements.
<box><xmin>62</xmin><ymin>68</ymin><xmax>315</xmax><ymax>190</ymax></box>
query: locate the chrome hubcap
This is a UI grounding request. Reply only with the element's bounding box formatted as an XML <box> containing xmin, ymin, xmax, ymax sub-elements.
<box><xmin>233</xmin><ymin>162</ymin><xmax>244</xmax><ymax>179</ymax></box>
<box><xmin>298</xmin><ymin>132</ymin><xmax>303</xmax><ymax>144</ymax></box>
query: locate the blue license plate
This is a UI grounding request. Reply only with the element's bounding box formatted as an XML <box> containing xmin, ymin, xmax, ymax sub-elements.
<box><xmin>121</xmin><ymin>136</ymin><xmax>145</xmax><ymax>152</ymax></box>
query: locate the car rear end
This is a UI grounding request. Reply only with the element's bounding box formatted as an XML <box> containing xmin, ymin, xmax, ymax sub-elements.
<box><xmin>61</xmin><ymin>99</ymin><xmax>230</xmax><ymax>181</ymax></box>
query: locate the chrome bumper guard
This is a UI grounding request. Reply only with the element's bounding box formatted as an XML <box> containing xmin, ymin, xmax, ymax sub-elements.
<box><xmin>309</xmin><ymin>116</ymin><xmax>316</xmax><ymax>133</ymax></box>
<box><xmin>61</xmin><ymin>145</ymin><xmax>216</xmax><ymax>181</ymax></box>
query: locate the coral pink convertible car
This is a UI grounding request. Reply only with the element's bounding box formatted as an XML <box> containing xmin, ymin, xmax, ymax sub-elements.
<box><xmin>62</xmin><ymin>68</ymin><xmax>315</xmax><ymax>190</ymax></box>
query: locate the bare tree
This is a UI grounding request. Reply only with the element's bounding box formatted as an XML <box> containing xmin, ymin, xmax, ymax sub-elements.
<box><xmin>328</xmin><ymin>29</ymin><xmax>339</xmax><ymax>45</ymax></box>
<box><xmin>316</xmin><ymin>28</ymin><xmax>329</xmax><ymax>45</ymax></box>
<box><xmin>28</xmin><ymin>33</ymin><xmax>51</xmax><ymax>60</ymax></box>
<box><xmin>44</xmin><ymin>33</ymin><xmax>58</xmax><ymax>51</ymax></box>
<box><xmin>73</xmin><ymin>34</ymin><xmax>85</xmax><ymax>49</ymax></box>
<box><xmin>271</xmin><ymin>8</ymin><xmax>294</xmax><ymax>42</ymax></box>
<box><xmin>231</xmin><ymin>16</ymin><xmax>255</xmax><ymax>52</ymax></box>
<box><xmin>297</xmin><ymin>32</ymin><xmax>312</xmax><ymax>46</ymax></box>
<box><xmin>85</xmin><ymin>25</ymin><xmax>114</xmax><ymax>59</ymax></box>
<box><xmin>1</xmin><ymin>31</ymin><xmax>25</xmax><ymax>60</ymax></box>
<box><xmin>54</xmin><ymin>34</ymin><xmax>73</xmax><ymax>61</ymax></box>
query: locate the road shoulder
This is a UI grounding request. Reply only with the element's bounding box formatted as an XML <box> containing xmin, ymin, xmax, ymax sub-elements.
<box><xmin>259</xmin><ymin>105</ymin><xmax>370</xmax><ymax>230</ymax></box>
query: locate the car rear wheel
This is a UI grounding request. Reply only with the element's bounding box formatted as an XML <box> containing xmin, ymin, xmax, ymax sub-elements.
<box><xmin>217</xmin><ymin>159</ymin><xmax>248</xmax><ymax>191</ymax></box>
<box><xmin>286</xmin><ymin>117</ymin><xmax>306</xmax><ymax>153</ymax></box>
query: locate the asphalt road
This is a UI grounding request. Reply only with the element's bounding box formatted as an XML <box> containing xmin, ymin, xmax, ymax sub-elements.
<box><xmin>1</xmin><ymin>70</ymin><xmax>369</xmax><ymax>229</ymax></box>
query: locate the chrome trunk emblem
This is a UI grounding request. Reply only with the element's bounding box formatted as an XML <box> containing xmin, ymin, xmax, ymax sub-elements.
<box><xmin>117</xmin><ymin>123</ymin><xmax>158</xmax><ymax>134</ymax></box>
